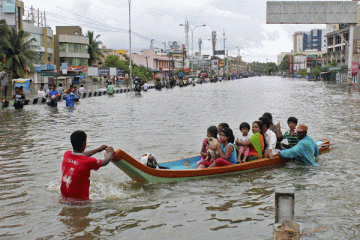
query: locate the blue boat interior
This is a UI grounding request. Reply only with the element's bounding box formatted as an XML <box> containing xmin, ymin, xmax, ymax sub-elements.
<box><xmin>158</xmin><ymin>140</ymin><xmax>326</xmax><ymax>170</ymax></box>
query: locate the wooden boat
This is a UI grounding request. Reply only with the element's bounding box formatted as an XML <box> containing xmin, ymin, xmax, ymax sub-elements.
<box><xmin>112</xmin><ymin>139</ymin><xmax>330</xmax><ymax>184</ymax></box>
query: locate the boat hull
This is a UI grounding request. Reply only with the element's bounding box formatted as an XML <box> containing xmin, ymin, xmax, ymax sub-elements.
<box><xmin>112</xmin><ymin>139</ymin><xmax>330</xmax><ymax>184</ymax></box>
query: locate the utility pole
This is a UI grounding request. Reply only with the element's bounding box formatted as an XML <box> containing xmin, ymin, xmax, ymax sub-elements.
<box><xmin>144</xmin><ymin>55</ymin><xmax>150</xmax><ymax>71</ymax></box>
<box><xmin>223</xmin><ymin>29</ymin><xmax>226</xmax><ymax>76</ymax></box>
<box><xmin>128</xmin><ymin>0</ymin><xmax>133</xmax><ymax>88</ymax></box>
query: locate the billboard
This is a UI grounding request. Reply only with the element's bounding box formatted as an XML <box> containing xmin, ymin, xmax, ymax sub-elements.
<box><xmin>267</xmin><ymin>1</ymin><xmax>357</xmax><ymax>24</ymax></box>
<box><xmin>3</xmin><ymin>0</ymin><xmax>15</xmax><ymax>13</ymax></box>
<box><xmin>214</xmin><ymin>50</ymin><xmax>225</xmax><ymax>55</ymax></box>
<box><xmin>168</xmin><ymin>41</ymin><xmax>182</xmax><ymax>50</ymax></box>
<box><xmin>68</xmin><ymin>66</ymin><xmax>88</xmax><ymax>72</ymax></box>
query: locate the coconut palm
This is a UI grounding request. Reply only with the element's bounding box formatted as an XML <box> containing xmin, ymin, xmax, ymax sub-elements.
<box><xmin>86</xmin><ymin>31</ymin><xmax>104</xmax><ymax>66</ymax></box>
<box><xmin>0</xmin><ymin>22</ymin><xmax>38</xmax><ymax>78</ymax></box>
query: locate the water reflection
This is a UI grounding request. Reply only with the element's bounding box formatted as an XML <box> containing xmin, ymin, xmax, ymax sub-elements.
<box><xmin>59</xmin><ymin>205</ymin><xmax>93</xmax><ymax>236</ymax></box>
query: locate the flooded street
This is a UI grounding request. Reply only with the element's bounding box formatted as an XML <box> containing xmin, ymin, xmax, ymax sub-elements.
<box><xmin>1</xmin><ymin>76</ymin><xmax>360</xmax><ymax>239</ymax></box>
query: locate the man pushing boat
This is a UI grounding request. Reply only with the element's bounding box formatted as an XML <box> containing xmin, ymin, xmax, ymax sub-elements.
<box><xmin>61</xmin><ymin>130</ymin><xmax>114</xmax><ymax>201</ymax></box>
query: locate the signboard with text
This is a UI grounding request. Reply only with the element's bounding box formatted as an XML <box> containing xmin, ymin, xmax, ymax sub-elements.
<box><xmin>98</xmin><ymin>67</ymin><xmax>110</xmax><ymax>76</ymax></box>
<box><xmin>117</xmin><ymin>68</ymin><xmax>125</xmax><ymax>76</ymax></box>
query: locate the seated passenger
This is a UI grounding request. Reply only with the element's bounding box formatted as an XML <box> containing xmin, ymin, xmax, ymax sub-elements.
<box><xmin>197</xmin><ymin>126</ymin><xmax>218</xmax><ymax>169</ymax></box>
<box><xmin>236</xmin><ymin>121</ymin><xmax>264</xmax><ymax>161</ymax></box>
<box><xmin>235</xmin><ymin>122</ymin><xmax>251</xmax><ymax>163</ymax></box>
<box><xmin>276</xmin><ymin>117</ymin><xmax>298</xmax><ymax>149</ymax></box>
<box><xmin>263</xmin><ymin>112</ymin><xmax>282</xmax><ymax>149</ymax></box>
<box><xmin>217</xmin><ymin>123</ymin><xmax>229</xmax><ymax>141</ymax></box>
<box><xmin>208</xmin><ymin>127</ymin><xmax>237</xmax><ymax>168</ymax></box>
<box><xmin>259</xmin><ymin>117</ymin><xmax>277</xmax><ymax>159</ymax></box>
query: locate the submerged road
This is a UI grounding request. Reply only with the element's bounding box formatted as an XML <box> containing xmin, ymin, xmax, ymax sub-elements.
<box><xmin>1</xmin><ymin>76</ymin><xmax>360</xmax><ymax>239</ymax></box>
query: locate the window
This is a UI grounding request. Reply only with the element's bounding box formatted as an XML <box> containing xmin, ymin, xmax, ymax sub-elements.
<box><xmin>328</xmin><ymin>37</ymin><xmax>334</xmax><ymax>46</ymax></box>
<box><xmin>335</xmin><ymin>35</ymin><xmax>341</xmax><ymax>45</ymax></box>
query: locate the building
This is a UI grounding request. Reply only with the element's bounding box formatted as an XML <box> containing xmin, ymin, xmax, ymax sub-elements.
<box><xmin>54</xmin><ymin>26</ymin><xmax>90</xmax><ymax>76</ymax></box>
<box><xmin>303</xmin><ymin>29</ymin><xmax>323</xmax><ymax>51</ymax></box>
<box><xmin>228</xmin><ymin>56</ymin><xmax>247</xmax><ymax>74</ymax></box>
<box><xmin>321</xmin><ymin>25</ymin><xmax>359</xmax><ymax>81</ymax></box>
<box><xmin>293</xmin><ymin>32</ymin><xmax>303</xmax><ymax>53</ymax></box>
<box><xmin>277</xmin><ymin>52</ymin><xmax>290</xmax><ymax>66</ymax></box>
<box><xmin>0</xmin><ymin>0</ymin><xmax>23</xmax><ymax>30</ymax></box>
<box><xmin>94</xmin><ymin>46</ymin><xmax>126</xmax><ymax>67</ymax></box>
<box><xmin>131</xmin><ymin>49</ymin><xmax>175</xmax><ymax>79</ymax></box>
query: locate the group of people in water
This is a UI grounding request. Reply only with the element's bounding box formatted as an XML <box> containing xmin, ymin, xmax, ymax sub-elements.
<box><xmin>197</xmin><ymin>112</ymin><xmax>320</xmax><ymax>168</ymax></box>
<box><xmin>10</xmin><ymin>83</ymin><xmax>86</xmax><ymax>109</ymax></box>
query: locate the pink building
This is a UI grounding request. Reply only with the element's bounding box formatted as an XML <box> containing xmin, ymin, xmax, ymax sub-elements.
<box><xmin>131</xmin><ymin>49</ymin><xmax>175</xmax><ymax>79</ymax></box>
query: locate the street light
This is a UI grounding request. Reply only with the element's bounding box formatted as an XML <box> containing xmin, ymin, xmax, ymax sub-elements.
<box><xmin>180</xmin><ymin>23</ymin><xmax>206</xmax><ymax>74</ymax></box>
<box><xmin>128</xmin><ymin>0</ymin><xmax>133</xmax><ymax>88</ymax></box>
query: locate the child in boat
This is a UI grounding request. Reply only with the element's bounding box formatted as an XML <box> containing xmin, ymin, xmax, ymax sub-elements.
<box><xmin>197</xmin><ymin>126</ymin><xmax>218</xmax><ymax>168</ymax></box>
<box><xmin>217</xmin><ymin>123</ymin><xmax>229</xmax><ymax>141</ymax></box>
<box><xmin>236</xmin><ymin>121</ymin><xmax>265</xmax><ymax>161</ymax></box>
<box><xmin>208</xmin><ymin>127</ymin><xmax>237</xmax><ymax>167</ymax></box>
<box><xmin>200</xmin><ymin>126</ymin><xmax>218</xmax><ymax>161</ymax></box>
<box><xmin>276</xmin><ymin>117</ymin><xmax>298</xmax><ymax>149</ymax></box>
<box><xmin>235</xmin><ymin>122</ymin><xmax>251</xmax><ymax>163</ymax></box>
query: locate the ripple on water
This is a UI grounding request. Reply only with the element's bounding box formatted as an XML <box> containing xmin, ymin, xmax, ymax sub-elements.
<box><xmin>2</xmin><ymin>77</ymin><xmax>360</xmax><ymax>239</ymax></box>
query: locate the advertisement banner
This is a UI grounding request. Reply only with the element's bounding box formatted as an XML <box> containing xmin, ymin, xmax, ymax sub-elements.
<box><xmin>98</xmin><ymin>67</ymin><xmax>110</xmax><ymax>76</ymax></box>
<box><xmin>3</xmin><ymin>0</ymin><xmax>15</xmax><ymax>13</ymax></box>
<box><xmin>352</xmin><ymin>61</ymin><xmax>358</xmax><ymax>76</ymax></box>
<box><xmin>168</xmin><ymin>41</ymin><xmax>182</xmax><ymax>50</ymax></box>
<box><xmin>289</xmin><ymin>55</ymin><xmax>293</xmax><ymax>74</ymax></box>
<box><xmin>68</xmin><ymin>66</ymin><xmax>88</xmax><ymax>72</ymax></box>
<box><xmin>13</xmin><ymin>79</ymin><xmax>31</xmax><ymax>91</ymax></box>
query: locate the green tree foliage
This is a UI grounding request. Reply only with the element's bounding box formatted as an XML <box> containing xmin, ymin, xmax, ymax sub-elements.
<box><xmin>0</xmin><ymin>20</ymin><xmax>38</xmax><ymax>78</ymax></box>
<box><xmin>329</xmin><ymin>61</ymin><xmax>337</xmax><ymax>67</ymax></box>
<box><xmin>264</xmin><ymin>62</ymin><xmax>278</xmax><ymax>75</ymax></box>
<box><xmin>279</xmin><ymin>54</ymin><xmax>290</xmax><ymax>72</ymax></box>
<box><xmin>103</xmin><ymin>55</ymin><xmax>152</xmax><ymax>80</ymax></box>
<box><xmin>310</xmin><ymin>67</ymin><xmax>321</xmax><ymax>77</ymax></box>
<box><xmin>299</xmin><ymin>69</ymin><xmax>307</xmax><ymax>77</ymax></box>
<box><xmin>86</xmin><ymin>31</ymin><xmax>104</xmax><ymax>66</ymax></box>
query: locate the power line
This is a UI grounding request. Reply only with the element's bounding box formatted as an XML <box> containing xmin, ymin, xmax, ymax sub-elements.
<box><xmin>35</xmin><ymin>0</ymin><xmax>164</xmax><ymax>45</ymax></box>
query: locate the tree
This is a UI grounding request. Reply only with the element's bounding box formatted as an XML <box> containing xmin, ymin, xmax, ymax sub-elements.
<box><xmin>299</xmin><ymin>69</ymin><xmax>307</xmax><ymax>77</ymax></box>
<box><xmin>264</xmin><ymin>62</ymin><xmax>278</xmax><ymax>75</ymax></box>
<box><xmin>104</xmin><ymin>55</ymin><xmax>122</xmax><ymax>67</ymax></box>
<box><xmin>310</xmin><ymin>67</ymin><xmax>322</xmax><ymax>79</ymax></box>
<box><xmin>0</xmin><ymin>21</ymin><xmax>38</xmax><ymax>78</ymax></box>
<box><xmin>279</xmin><ymin>54</ymin><xmax>290</xmax><ymax>72</ymax></box>
<box><xmin>86</xmin><ymin>31</ymin><xmax>104</xmax><ymax>66</ymax></box>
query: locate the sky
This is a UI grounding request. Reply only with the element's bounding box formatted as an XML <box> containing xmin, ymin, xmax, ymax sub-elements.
<box><xmin>22</xmin><ymin>0</ymin><xmax>328</xmax><ymax>63</ymax></box>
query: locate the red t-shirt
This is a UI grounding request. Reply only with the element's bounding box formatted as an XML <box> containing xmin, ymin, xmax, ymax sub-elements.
<box><xmin>61</xmin><ymin>151</ymin><xmax>102</xmax><ymax>200</ymax></box>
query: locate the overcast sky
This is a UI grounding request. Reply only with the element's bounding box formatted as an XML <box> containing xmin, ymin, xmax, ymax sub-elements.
<box><xmin>23</xmin><ymin>0</ymin><xmax>328</xmax><ymax>63</ymax></box>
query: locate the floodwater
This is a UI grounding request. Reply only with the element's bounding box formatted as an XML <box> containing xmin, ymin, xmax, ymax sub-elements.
<box><xmin>1</xmin><ymin>76</ymin><xmax>360</xmax><ymax>239</ymax></box>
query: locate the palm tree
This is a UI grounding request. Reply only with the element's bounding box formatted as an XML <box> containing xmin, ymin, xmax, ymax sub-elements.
<box><xmin>86</xmin><ymin>31</ymin><xmax>104</xmax><ymax>66</ymax></box>
<box><xmin>0</xmin><ymin>22</ymin><xmax>38</xmax><ymax>78</ymax></box>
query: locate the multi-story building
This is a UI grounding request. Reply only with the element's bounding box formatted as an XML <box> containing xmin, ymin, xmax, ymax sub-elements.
<box><xmin>1</xmin><ymin>1</ymin><xmax>55</xmax><ymax>83</ymax></box>
<box><xmin>293</xmin><ymin>32</ymin><xmax>304</xmax><ymax>53</ymax></box>
<box><xmin>228</xmin><ymin>56</ymin><xmax>247</xmax><ymax>74</ymax></box>
<box><xmin>303</xmin><ymin>29</ymin><xmax>323</xmax><ymax>51</ymax></box>
<box><xmin>54</xmin><ymin>26</ymin><xmax>89</xmax><ymax>75</ymax></box>
<box><xmin>0</xmin><ymin>0</ymin><xmax>23</xmax><ymax>30</ymax></box>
